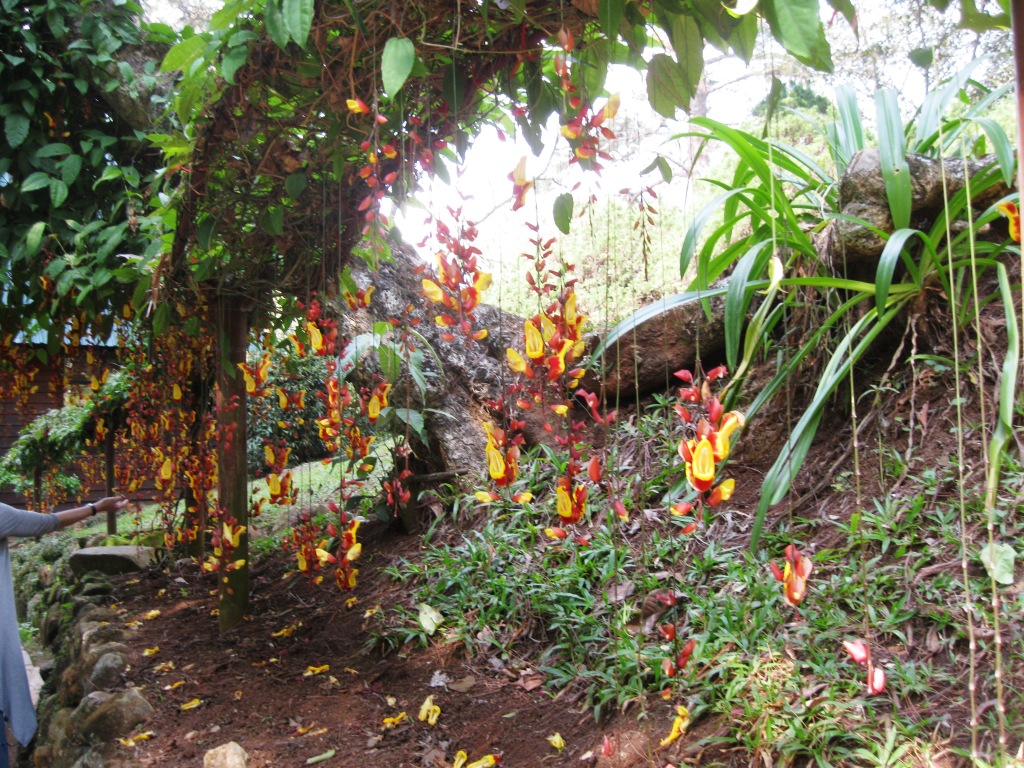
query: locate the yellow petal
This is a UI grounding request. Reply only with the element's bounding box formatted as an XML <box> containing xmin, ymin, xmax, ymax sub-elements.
<box><xmin>453</xmin><ymin>750</ymin><xmax>468</xmax><ymax>768</ymax></box>
<box><xmin>143</xmin><ymin>646</ymin><xmax>160</xmax><ymax>656</ymax></box>
<box><xmin>547</xmin><ymin>732</ymin><xmax>566</xmax><ymax>751</ymax></box>
<box><xmin>418</xmin><ymin>695</ymin><xmax>435</xmax><ymax>722</ymax></box>
<box><xmin>382</xmin><ymin>711</ymin><xmax>407</xmax><ymax>729</ymax></box>
<box><xmin>180</xmin><ymin>698</ymin><xmax>202</xmax><ymax>711</ymax></box>
<box><xmin>163</xmin><ymin>680</ymin><xmax>185</xmax><ymax>690</ymax></box>
<box><xmin>303</xmin><ymin>664</ymin><xmax>330</xmax><ymax>676</ymax></box>
<box><xmin>143</xmin><ymin>609</ymin><xmax>161</xmax><ymax>620</ymax></box>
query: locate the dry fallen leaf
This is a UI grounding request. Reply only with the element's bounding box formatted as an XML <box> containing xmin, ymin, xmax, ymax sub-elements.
<box><xmin>447</xmin><ymin>675</ymin><xmax>476</xmax><ymax>693</ymax></box>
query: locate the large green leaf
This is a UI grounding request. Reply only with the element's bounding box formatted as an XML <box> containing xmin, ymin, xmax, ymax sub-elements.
<box><xmin>646</xmin><ymin>53</ymin><xmax>690</xmax><ymax>117</ymax></box>
<box><xmin>599</xmin><ymin>0</ymin><xmax>625</xmax><ymax>38</ymax></box>
<box><xmin>161</xmin><ymin>34</ymin><xmax>206</xmax><ymax>72</ymax></box>
<box><xmin>553</xmin><ymin>193</ymin><xmax>574</xmax><ymax>234</ymax></box>
<box><xmin>760</xmin><ymin>0</ymin><xmax>833</xmax><ymax>71</ymax></box>
<box><xmin>283</xmin><ymin>0</ymin><xmax>314</xmax><ymax>47</ymax></box>
<box><xmin>5</xmin><ymin>114</ymin><xmax>30</xmax><ymax>148</ymax></box>
<box><xmin>382</xmin><ymin>37</ymin><xmax>416</xmax><ymax>97</ymax></box>
<box><xmin>264</xmin><ymin>0</ymin><xmax>290</xmax><ymax>48</ymax></box>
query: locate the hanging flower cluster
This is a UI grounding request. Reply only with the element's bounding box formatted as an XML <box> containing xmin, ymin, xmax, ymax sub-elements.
<box><xmin>283</xmin><ymin>512</ymin><xmax>336</xmax><ymax>585</ymax></box>
<box><xmin>263</xmin><ymin>443</ymin><xmax>296</xmax><ymax>506</ymax></box>
<box><xmin>551</xmin><ymin>26</ymin><xmax>619</xmax><ymax>171</ymax></box>
<box><xmin>669</xmin><ymin>366</ymin><xmax>744</xmax><ymax>533</ymax></box>
<box><xmin>419</xmin><ymin>207</ymin><xmax>492</xmax><ymax>341</ymax></box>
<box><xmin>334</xmin><ymin>501</ymin><xmax>361</xmax><ymax>591</ymax></box>
<box><xmin>205</xmin><ymin>510</ymin><xmax>246</xmax><ymax>577</ymax></box>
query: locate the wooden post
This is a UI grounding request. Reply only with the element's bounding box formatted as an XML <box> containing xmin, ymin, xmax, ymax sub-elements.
<box><xmin>216</xmin><ymin>295</ymin><xmax>250</xmax><ymax>633</ymax></box>
<box><xmin>104</xmin><ymin>427</ymin><xmax>117</xmax><ymax>535</ymax></box>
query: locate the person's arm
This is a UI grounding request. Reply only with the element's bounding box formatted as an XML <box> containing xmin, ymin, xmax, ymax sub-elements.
<box><xmin>53</xmin><ymin>495</ymin><xmax>130</xmax><ymax>529</ymax></box>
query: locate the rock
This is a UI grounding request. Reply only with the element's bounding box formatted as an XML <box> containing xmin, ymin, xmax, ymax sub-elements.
<box><xmin>203</xmin><ymin>741</ymin><xmax>250</xmax><ymax>768</ymax></box>
<box><xmin>77</xmin><ymin>687</ymin><xmax>154</xmax><ymax>741</ymax></box>
<box><xmin>38</xmin><ymin>564</ymin><xmax>56</xmax><ymax>587</ymax></box>
<box><xmin>68</xmin><ymin>546</ymin><xmax>155</xmax><ymax>577</ymax></box>
<box><xmin>594</xmin><ymin>289</ymin><xmax>727</xmax><ymax>399</ymax></box>
<box><xmin>833</xmin><ymin>149</ymin><xmax>1011</xmax><ymax>265</ymax></box>
<box><xmin>88</xmin><ymin>651</ymin><xmax>127</xmax><ymax>690</ymax></box>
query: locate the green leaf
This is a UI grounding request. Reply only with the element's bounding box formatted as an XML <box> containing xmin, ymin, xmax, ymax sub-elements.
<box><xmin>153</xmin><ymin>302</ymin><xmax>171</xmax><ymax>336</ymax></box>
<box><xmin>553</xmin><ymin>192</ymin><xmax>574</xmax><ymax>234</ymax></box>
<box><xmin>875</xmin><ymin>88</ymin><xmax>910</xmax><ymax>231</ymax></box>
<box><xmin>61</xmin><ymin>154</ymin><xmax>83</xmax><ymax>186</ymax></box>
<box><xmin>49</xmin><ymin>178</ymin><xmax>68</xmax><ymax>208</ymax></box>
<box><xmin>598</xmin><ymin>0</ymin><xmax>625</xmax><ymax>39</ymax></box>
<box><xmin>5</xmin><ymin>114</ymin><xmax>30</xmax><ymax>148</ymax></box>
<box><xmin>417</xmin><ymin>603</ymin><xmax>443</xmax><ymax>635</ymax></box>
<box><xmin>25</xmin><ymin>222</ymin><xmax>46</xmax><ymax>255</ymax></box>
<box><xmin>34</xmin><ymin>142</ymin><xmax>73</xmax><ymax>158</ymax></box>
<box><xmin>908</xmin><ymin>46</ymin><xmax>933</xmax><ymax>69</ymax></box>
<box><xmin>646</xmin><ymin>53</ymin><xmax>690</xmax><ymax>117</ymax></box>
<box><xmin>221</xmin><ymin>45</ymin><xmax>249</xmax><ymax>84</ymax></box>
<box><xmin>161</xmin><ymin>34</ymin><xmax>206</xmax><ymax>72</ymax></box>
<box><xmin>761</xmin><ymin>76</ymin><xmax>784</xmax><ymax>138</ymax></box>
<box><xmin>260</xmin><ymin>206</ymin><xmax>285</xmax><ymax>235</ymax></box>
<box><xmin>393</xmin><ymin>408</ymin><xmax>426</xmax><ymax>443</ymax></box>
<box><xmin>285</xmin><ymin>172</ymin><xmax>307</xmax><ymax>200</ymax></box>
<box><xmin>760</xmin><ymin>0</ymin><xmax>833</xmax><ymax>71</ymax></box>
<box><xmin>979</xmin><ymin>542</ymin><xmax>1016</xmax><ymax>585</ymax></box>
<box><xmin>381</xmin><ymin>37</ymin><xmax>415</xmax><ymax>98</ymax></box>
<box><xmin>377</xmin><ymin>344</ymin><xmax>402</xmax><ymax>381</ymax></box>
<box><xmin>283</xmin><ymin>0</ymin><xmax>314</xmax><ymax>47</ymax></box>
<box><xmin>20</xmin><ymin>172</ymin><xmax>51</xmax><ymax>193</ymax></box>
<box><xmin>264</xmin><ymin>0</ymin><xmax>290</xmax><ymax>48</ymax></box>
<box><xmin>442</xmin><ymin>64</ymin><xmax>467</xmax><ymax>111</ymax></box>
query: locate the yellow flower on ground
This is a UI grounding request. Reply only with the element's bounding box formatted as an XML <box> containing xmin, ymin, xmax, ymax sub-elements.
<box><xmin>418</xmin><ymin>695</ymin><xmax>441</xmax><ymax>726</ymax></box>
<box><xmin>382</xmin><ymin>712</ymin><xmax>407</xmax><ymax>729</ymax></box>
<box><xmin>303</xmin><ymin>664</ymin><xmax>330</xmax><ymax>676</ymax></box>
<box><xmin>180</xmin><ymin>698</ymin><xmax>202</xmax><ymax>711</ymax></box>
<box><xmin>143</xmin><ymin>647</ymin><xmax>159</xmax><ymax>657</ymax></box>
<box><xmin>547</xmin><ymin>732</ymin><xmax>566</xmax><ymax>751</ymax></box>
<box><xmin>659</xmin><ymin>705</ymin><xmax>691</xmax><ymax>747</ymax></box>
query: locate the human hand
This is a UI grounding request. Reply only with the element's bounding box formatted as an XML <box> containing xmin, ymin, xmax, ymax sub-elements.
<box><xmin>93</xmin><ymin>496</ymin><xmax>131</xmax><ymax>515</ymax></box>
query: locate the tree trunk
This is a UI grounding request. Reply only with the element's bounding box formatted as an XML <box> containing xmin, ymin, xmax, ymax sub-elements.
<box><xmin>217</xmin><ymin>296</ymin><xmax>250</xmax><ymax>633</ymax></box>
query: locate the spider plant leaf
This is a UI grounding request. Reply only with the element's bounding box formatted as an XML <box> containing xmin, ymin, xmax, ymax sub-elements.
<box><xmin>724</xmin><ymin>240</ymin><xmax>774</xmax><ymax>370</ymax></box>
<box><xmin>971</xmin><ymin>116</ymin><xmax>1014</xmax><ymax>187</ymax></box>
<box><xmin>750</xmin><ymin>301</ymin><xmax>906</xmax><ymax>550</ymax></box>
<box><xmin>874</xmin><ymin>228</ymin><xmax>929</xmax><ymax>313</ymax></box>
<box><xmin>680</xmin><ymin>188</ymin><xmax>749</xmax><ymax>279</ymax></box>
<box><xmin>832</xmin><ymin>83</ymin><xmax>864</xmax><ymax>174</ymax></box>
<box><xmin>875</xmin><ymin>88</ymin><xmax>911</xmax><ymax>231</ymax></box>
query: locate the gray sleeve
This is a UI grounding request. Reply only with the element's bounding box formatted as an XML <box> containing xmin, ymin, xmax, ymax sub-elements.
<box><xmin>0</xmin><ymin>502</ymin><xmax>61</xmax><ymax>539</ymax></box>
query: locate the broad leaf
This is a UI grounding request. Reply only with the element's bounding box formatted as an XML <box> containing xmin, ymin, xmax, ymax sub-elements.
<box><xmin>553</xmin><ymin>193</ymin><xmax>574</xmax><ymax>234</ymax></box>
<box><xmin>20</xmin><ymin>172</ymin><xmax>51</xmax><ymax>193</ymax></box>
<box><xmin>264</xmin><ymin>0</ymin><xmax>290</xmax><ymax>48</ymax></box>
<box><xmin>25</xmin><ymin>222</ymin><xmax>46</xmax><ymax>255</ymax></box>
<box><xmin>646</xmin><ymin>53</ymin><xmax>690</xmax><ymax>117</ymax></box>
<box><xmin>760</xmin><ymin>0</ymin><xmax>833</xmax><ymax>71</ymax></box>
<box><xmin>598</xmin><ymin>0</ymin><xmax>625</xmax><ymax>39</ymax></box>
<box><xmin>285</xmin><ymin>172</ymin><xmax>307</xmax><ymax>200</ymax></box>
<box><xmin>980</xmin><ymin>543</ymin><xmax>1016</xmax><ymax>585</ymax></box>
<box><xmin>283</xmin><ymin>0</ymin><xmax>314</xmax><ymax>47</ymax></box>
<box><xmin>161</xmin><ymin>34</ymin><xmax>206</xmax><ymax>73</ymax></box>
<box><xmin>382</xmin><ymin>37</ymin><xmax>416</xmax><ymax>97</ymax></box>
<box><xmin>5</xmin><ymin>114</ymin><xmax>29</xmax><ymax>148</ymax></box>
